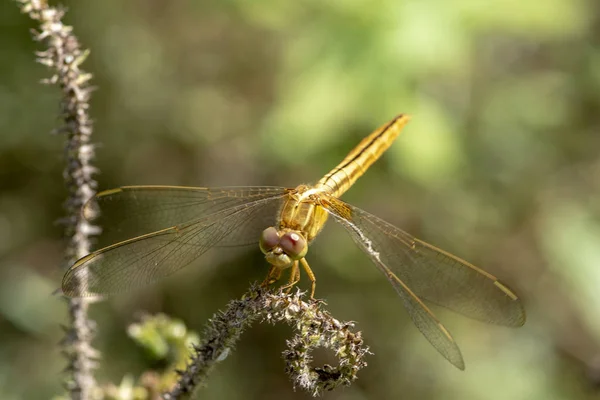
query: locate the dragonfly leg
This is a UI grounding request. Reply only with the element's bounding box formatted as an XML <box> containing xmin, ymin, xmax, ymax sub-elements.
<box><xmin>300</xmin><ymin>258</ymin><xmax>316</xmax><ymax>299</ymax></box>
<box><xmin>280</xmin><ymin>261</ymin><xmax>300</xmax><ymax>293</ymax></box>
<box><xmin>262</xmin><ymin>266</ymin><xmax>282</xmax><ymax>287</ymax></box>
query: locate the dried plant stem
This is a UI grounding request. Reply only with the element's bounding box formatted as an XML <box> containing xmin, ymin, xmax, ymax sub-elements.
<box><xmin>17</xmin><ymin>1</ymin><xmax>99</xmax><ymax>399</ymax></box>
<box><xmin>164</xmin><ymin>285</ymin><xmax>370</xmax><ymax>399</ymax></box>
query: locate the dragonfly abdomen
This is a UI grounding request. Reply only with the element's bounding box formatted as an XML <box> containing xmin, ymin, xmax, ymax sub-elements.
<box><xmin>317</xmin><ymin>114</ymin><xmax>411</xmax><ymax>198</ymax></box>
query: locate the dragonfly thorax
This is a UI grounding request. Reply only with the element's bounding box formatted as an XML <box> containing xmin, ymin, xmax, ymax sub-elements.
<box><xmin>278</xmin><ymin>184</ymin><xmax>330</xmax><ymax>242</ymax></box>
<box><xmin>259</xmin><ymin>185</ymin><xmax>330</xmax><ymax>271</ymax></box>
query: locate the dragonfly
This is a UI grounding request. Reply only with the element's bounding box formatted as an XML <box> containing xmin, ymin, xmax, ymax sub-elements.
<box><xmin>62</xmin><ymin>114</ymin><xmax>525</xmax><ymax>370</ymax></box>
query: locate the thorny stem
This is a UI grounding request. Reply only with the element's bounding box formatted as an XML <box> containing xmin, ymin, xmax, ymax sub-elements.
<box><xmin>164</xmin><ymin>285</ymin><xmax>370</xmax><ymax>399</ymax></box>
<box><xmin>17</xmin><ymin>1</ymin><xmax>100</xmax><ymax>399</ymax></box>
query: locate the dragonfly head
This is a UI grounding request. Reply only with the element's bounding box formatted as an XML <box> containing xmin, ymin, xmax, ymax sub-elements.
<box><xmin>260</xmin><ymin>227</ymin><xmax>308</xmax><ymax>268</ymax></box>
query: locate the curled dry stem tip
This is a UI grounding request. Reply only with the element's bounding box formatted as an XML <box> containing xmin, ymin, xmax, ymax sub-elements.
<box><xmin>164</xmin><ymin>284</ymin><xmax>370</xmax><ymax>399</ymax></box>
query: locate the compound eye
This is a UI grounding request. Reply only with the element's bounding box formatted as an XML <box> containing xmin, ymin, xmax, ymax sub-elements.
<box><xmin>279</xmin><ymin>232</ymin><xmax>307</xmax><ymax>260</ymax></box>
<box><xmin>259</xmin><ymin>227</ymin><xmax>280</xmax><ymax>254</ymax></box>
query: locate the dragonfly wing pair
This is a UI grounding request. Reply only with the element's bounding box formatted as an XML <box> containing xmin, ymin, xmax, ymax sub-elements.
<box><xmin>321</xmin><ymin>196</ymin><xmax>525</xmax><ymax>370</ymax></box>
<box><xmin>62</xmin><ymin>186</ymin><xmax>289</xmax><ymax>296</ymax></box>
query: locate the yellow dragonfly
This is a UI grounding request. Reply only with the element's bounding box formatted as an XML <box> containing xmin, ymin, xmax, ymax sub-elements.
<box><xmin>62</xmin><ymin>115</ymin><xmax>525</xmax><ymax>370</ymax></box>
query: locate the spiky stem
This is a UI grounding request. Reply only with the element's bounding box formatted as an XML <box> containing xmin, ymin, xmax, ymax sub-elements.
<box><xmin>17</xmin><ymin>1</ymin><xmax>100</xmax><ymax>398</ymax></box>
<box><xmin>164</xmin><ymin>285</ymin><xmax>370</xmax><ymax>399</ymax></box>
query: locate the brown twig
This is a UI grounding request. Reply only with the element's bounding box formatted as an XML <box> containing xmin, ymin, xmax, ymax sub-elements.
<box><xmin>164</xmin><ymin>285</ymin><xmax>370</xmax><ymax>399</ymax></box>
<box><xmin>16</xmin><ymin>1</ymin><xmax>100</xmax><ymax>399</ymax></box>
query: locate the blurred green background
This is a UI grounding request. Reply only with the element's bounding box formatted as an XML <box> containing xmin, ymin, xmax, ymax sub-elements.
<box><xmin>2</xmin><ymin>0</ymin><xmax>600</xmax><ymax>399</ymax></box>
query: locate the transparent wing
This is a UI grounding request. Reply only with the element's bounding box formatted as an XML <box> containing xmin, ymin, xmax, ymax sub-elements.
<box><xmin>63</xmin><ymin>189</ymin><xmax>288</xmax><ymax>296</ymax></box>
<box><xmin>323</xmin><ymin>196</ymin><xmax>526</xmax><ymax>369</ymax></box>
<box><xmin>85</xmin><ymin>186</ymin><xmax>288</xmax><ymax>248</ymax></box>
<box><xmin>322</xmin><ymin>197</ymin><xmax>525</xmax><ymax>325</ymax></box>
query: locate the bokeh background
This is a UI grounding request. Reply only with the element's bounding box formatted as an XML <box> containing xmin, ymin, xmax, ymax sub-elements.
<box><xmin>2</xmin><ymin>0</ymin><xmax>600</xmax><ymax>399</ymax></box>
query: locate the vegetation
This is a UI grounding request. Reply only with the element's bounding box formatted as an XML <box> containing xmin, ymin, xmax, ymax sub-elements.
<box><xmin>2</xmin><ymin>0</ymin><xmax>600</xmax><ymax>399</ymax></box>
